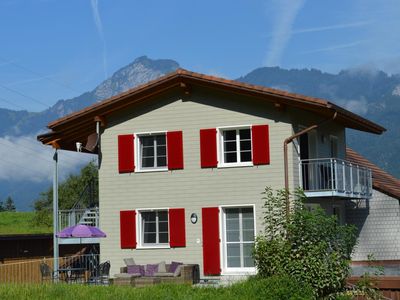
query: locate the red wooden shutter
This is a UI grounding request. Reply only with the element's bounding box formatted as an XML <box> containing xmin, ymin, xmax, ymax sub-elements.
<box><xmin>202</xmin><ymin>207</ymin><xmax>221</xmax><ymax>275</ymax></box>
<box><xmin>167</xmin><ymin>131</ymin><xmax>184</xmax><ymax>170</ymax></box>
<box><xmin>118</xmin><ymin>134</ymin><xmax>135</xmax><ymax>173</ymax></box>
<box><xmin>169</xmin><ymin>208</ymin><xmax>186</xmax><ymax>247</ymax></box>
<box><xmin>200</xmin><ymin>128</ymin><xmax>218</xmax><ymax>168</ymax></box>
<box><xmin>120</xmin><ymin>210</ymin><xmax>136</xmax><ymax>249</ymax></box>
<box><xmin>251</xmin><ymin>125</ymin><xmax>270</xmax><ymax>165</ymax></box>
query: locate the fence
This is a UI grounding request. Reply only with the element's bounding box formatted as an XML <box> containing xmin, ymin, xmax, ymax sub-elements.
<box><xmin>0</xmin><ymin>254</ymin><xmax>100</xmax><ymax>284</ymax></box>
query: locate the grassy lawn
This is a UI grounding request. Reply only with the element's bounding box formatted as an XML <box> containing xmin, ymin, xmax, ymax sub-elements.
<box><xmin>0</xmin><ymin>277</ymin><xmax>314</xmax><ymax>300</ymax></box>
<box><xmin>0</xmin><ymin>212</ymin><xmax>52</xmax><ymax>235</ymax></box>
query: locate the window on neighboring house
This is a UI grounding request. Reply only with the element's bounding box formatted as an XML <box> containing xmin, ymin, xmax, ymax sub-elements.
<box><xmin>140</xmin><ymin>210</ymin><xmax>169</xmax><ymax>246</ymax></box>
<box><xmin>138</xmin><ymin>134</ymin><xmax>167</xmax><ymax>170</ymax></box>
<box><xmin>219</xmin><ymin>127</ymin><xmax>252</xmax><ymax>166</ymax></box>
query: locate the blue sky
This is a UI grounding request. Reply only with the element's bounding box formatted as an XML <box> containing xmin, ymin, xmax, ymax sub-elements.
<box><xmin>0</xmin><ymin>0</ymin><xmax>399</xmax><ymax>111</ymax></box>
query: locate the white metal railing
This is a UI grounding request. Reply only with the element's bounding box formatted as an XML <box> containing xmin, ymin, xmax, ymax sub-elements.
<box><xmin>300</xmin><ymin>158</ymin><xmax>372</xmax><ymax>199</ymax></box>
<box><xmin>58</xmin><ymin>207</ymin><xmax>99</xmax><ymax>230</ymax></box>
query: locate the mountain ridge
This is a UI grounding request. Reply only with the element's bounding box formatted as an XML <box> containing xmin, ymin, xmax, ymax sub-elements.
<box><xmin>1</xmin><ymin>56</ymin><xmax>399</xmax><ymax>210</ymax></box>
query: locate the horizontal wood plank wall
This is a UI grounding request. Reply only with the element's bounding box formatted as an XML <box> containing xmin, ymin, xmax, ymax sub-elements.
<box><xmin>98</xmin><ymin>87</ymin><xmax>322</xmax><ymax>277</ymax></box>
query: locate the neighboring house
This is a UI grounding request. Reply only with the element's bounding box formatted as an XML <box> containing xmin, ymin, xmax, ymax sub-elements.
<box><xmin>38</xmin><ymin>69</ymin><xmax>398</xmax><ymax>278</ymax></box>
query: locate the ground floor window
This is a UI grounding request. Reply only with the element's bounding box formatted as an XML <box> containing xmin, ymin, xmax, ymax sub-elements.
<box><xmin>139</xmin><ymin>210</ymin><xmax>169</xmax><ymax>246</ymax></box>
<box><xmin>222</xmin><ymin>206</ymin><xmax>255</xmax><ymax>271</ymax></box>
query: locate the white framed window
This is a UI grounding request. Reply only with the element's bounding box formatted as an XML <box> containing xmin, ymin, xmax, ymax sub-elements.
<box><xmin>218</xmin><ymin>126</ymin><xmax>253</xmax><ymax>167</ymax></box>
<box><xmin>221</xmin><ymin>205</ymin><xmax>256</xmax><ymax>274</ymax></box>
<box><xmin>136</xmin><ymin>132</ymin><xmax>167</xmax><ymax>172</ymax></box>
<box><xmin>137</xmin><ymin>209</ymin><xmax>169</xmax><ymax>248</ymax></box>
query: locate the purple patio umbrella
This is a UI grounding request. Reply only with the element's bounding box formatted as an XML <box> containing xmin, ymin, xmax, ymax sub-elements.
<box><xmin>57</xmin><ymin>224</ymin><xmax>106</xmax><ymax>238</ymax></box>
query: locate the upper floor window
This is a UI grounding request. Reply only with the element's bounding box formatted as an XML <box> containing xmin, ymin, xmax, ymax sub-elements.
<box><xmin>219</xmin><ymin>127</ymin><xmax>252</xmax><ymax>166</ymax></box>
<box><xmin>138</xmin><ymin>133</ymin><xmax>167</xmax><ymax>170</ymax></box>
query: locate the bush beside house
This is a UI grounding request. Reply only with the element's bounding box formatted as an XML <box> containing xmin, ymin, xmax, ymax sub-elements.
<box><xmin>253</xmin><ymin>187</ymin><xmax>358</xmax><ymax>298</ymax></box>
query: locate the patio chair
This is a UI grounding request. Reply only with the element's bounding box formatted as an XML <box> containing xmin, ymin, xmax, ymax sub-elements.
<box><xmin>40</xmin><ymin>262</ymin><xmax>55</xmax><ymax>282</ymax></box>
<box><xmin>88</xmin><ymin>261</ymin><xmax>110</xmax><ymax>285</ymax></box>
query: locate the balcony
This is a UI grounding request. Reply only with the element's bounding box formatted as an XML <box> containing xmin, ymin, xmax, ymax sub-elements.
<box><xmin>300</xmin><ymin>158</ymin><xmax>372</xmax><ymax>199</ymax></box>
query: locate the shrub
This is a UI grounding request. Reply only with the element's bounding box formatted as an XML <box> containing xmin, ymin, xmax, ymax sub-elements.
<box><xmin>253</xmin><ymin>187</ymin><xmax>357</xmax><ymax>298</ymax></box>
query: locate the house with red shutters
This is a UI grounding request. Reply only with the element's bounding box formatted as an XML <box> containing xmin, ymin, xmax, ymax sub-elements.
<box><xmin>38</xmin><ymin>69</ymin><xmax>400</xmax><ymax>279</ymax></box>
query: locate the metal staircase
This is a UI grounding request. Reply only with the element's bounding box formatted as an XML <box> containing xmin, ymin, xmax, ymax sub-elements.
<box><xmin>58</xmin><ymin>178</ymin><xmax>99</xmax><ymax>230</ymax></box>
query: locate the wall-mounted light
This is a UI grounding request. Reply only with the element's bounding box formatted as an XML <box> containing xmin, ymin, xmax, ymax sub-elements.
<box><xmin>190</xmin><ymin>213</ymin><xmax>198</xmax><ymax>224</ymax></box>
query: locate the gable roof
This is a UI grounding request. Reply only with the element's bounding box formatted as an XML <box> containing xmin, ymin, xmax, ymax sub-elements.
<box><xmin>346</xmin><ymin>148</ymin><xmax>400</xmax><ymax>200</ymax></box>
<box><xmin>37</xmin><ymin>68</ymin><xmax>385</xmax><ymax>151</ymax></box>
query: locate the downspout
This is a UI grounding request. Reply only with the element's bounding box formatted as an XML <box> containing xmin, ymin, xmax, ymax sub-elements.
<box><xmin>283</xmin><ymin>111</ymin><xmax>338</xmax><ymax>216</ymax></box>
<box><xmin>96</xmin><ymin>121</ymin><xmax>101</xmax><ymax>168</ymax></box>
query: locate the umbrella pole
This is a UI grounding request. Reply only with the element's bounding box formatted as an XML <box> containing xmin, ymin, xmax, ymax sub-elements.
<box><xmin>53</xmin><ymin>149</ymin><xmax>59</xmax><ymax>282</ymax></box>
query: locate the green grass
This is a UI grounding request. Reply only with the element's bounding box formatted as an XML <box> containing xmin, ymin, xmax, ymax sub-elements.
<box><xmin>0</xmin><ymin>277</ymin><xmax>314</xmax><ymax>300</ymax></box>
<box><xmin>0</xmin><ymin>212</ymin><xmax>52</xmax><ymax>235</ymax></box>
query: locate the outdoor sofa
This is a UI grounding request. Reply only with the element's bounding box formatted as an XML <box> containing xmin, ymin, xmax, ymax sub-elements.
<box><xmin>113</xmin><ymin>259</ymin><xmax>199</xmax><ymax>286</ymax></box>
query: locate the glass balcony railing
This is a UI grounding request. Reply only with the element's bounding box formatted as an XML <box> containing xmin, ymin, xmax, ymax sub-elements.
<box><xmin>300</xmin><ymin>158</ymin><xmax>372</xmax><ymax>199</ymax></box>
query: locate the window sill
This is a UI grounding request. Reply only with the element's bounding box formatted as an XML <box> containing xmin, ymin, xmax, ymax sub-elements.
<box><xmin>221</xmin><ymin>268</ymin><xmax>256</xmax><ymax>275</ymax></box>
<box><xmin>217</xmin><ymin>162</ymin><xmax>254</xmax><ymax>169</ymax></box>
<box><xmin>135</xmin><ymin>168</ymin><xmax>168</xmax><ymax>173</ymax></box>
<box><xmin>136</xmin><ymin>245</ymin><xmax>171</xmax><ymax>250</ymax></box>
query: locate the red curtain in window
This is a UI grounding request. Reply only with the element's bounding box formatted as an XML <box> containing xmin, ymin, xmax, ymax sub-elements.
<box><xmin>120</xmin><ymin>210</ymin><xmax>136</xmax><ymax>249</ymax></box>
<box><xmin>118</xmin><ymin>134</ymin><xmax>135</xmax><ymax>173</ymax></box>
<box><xmin>169</xmin><ymin>208</ymin><xmax>186</xmax><ymax>247</ymax></box>
<box><xmin>202</xmin><ymin>207</ymin><xmax>221</xmax><ymax>275</ymax></box>
<box><xmin>251</xmin><ymin>125</ymin><xmax>270</xmax><ymax>165</ymax></box>
<box><xmin>167</xmin><ymin>131</ymin><xmax>184</xmax><ymax>170</ymax></box>
<box><xmin>200</xmin><ymin>128</ymin><xmax>218</xmax><ymax>168</ymax></box>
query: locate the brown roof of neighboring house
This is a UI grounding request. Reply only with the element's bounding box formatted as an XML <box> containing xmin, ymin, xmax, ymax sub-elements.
<box><xmin>346</xmin><ymin>148</ymin><xmax>400</xmax><ymax>200</ymax></box>
<box><xmin>37</xmin><ymin>68</ymin><xmax>385</xmax><ymax>151</ymax></box>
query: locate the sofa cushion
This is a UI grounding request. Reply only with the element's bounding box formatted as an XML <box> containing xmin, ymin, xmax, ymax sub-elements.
<box><xmin>123</xmin><ymin>258</ymin><xmax>135</xmax><ymax>266</ymax></box>
<box><xmin>145</xmin><ymin>264</ymin><xmax>158</xmax><ymax>277</ymax></box>
<box><xmin>173</xmin><ymin>265</ymin><xmax>182</xmax><ymax>277</ymax></box>
<box><xmin>158</xmin><ymin>261</ymin><xmax>167</xmax><ymax>273</ymax></box>
<box><xmin>127</xmin><ymin>264</ymin><xmax>145</xmax><ymax>276</ymax></box>
<box><xmin>154</xmin><ymin>272</ymin><xmax>174</xmax><ymax>277</ymax></box>
<box><xmin>169</xmin><ymin>261</ymin><xmax>183</xmax><ymax>273</ymax></box>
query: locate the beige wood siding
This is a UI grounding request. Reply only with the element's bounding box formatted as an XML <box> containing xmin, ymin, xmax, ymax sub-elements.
<box><xmin>98</xmin><ymin>87</ymin><xmax>345</xmax><ymax>277</ymax></box>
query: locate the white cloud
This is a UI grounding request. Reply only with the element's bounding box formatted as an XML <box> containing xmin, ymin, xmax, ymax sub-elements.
<box><xmin>301</xmin><ymin>40</ymin><xmax>369</xmax><ymax>55</ymax></box>
<box><xmin>264</xmin><ymin>0</ymin><xmax>306</xmax><ymax>66</ymax></box>
<box><xmin>90</xmin><ymin>0</ymin><xmax>108</xmax><ymax>79</ymax></box>
<box><xmin>338</xmin><ymin>99</ymin><xmax>368</xmax><ymax>115</ymax></box>
<box><xmin>0</xmin><ymin>135</ymin><xmax>94</xmax><ymax>182</ymax></box>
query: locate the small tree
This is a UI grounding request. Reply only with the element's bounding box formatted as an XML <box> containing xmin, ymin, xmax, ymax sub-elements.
<box><xmin>253</xmin><ymin>187</ymin><xmax>357</xmax><ymax>298</ymax></box>
<box><xmin>4</xmin><ymin>196</ymin><xmax>16</xmax><ymax>212</ymax></box>
<box><xmin>0</xmin><ymin>201</ymin><xmax>4</xmax><ymax>212</ymax></box>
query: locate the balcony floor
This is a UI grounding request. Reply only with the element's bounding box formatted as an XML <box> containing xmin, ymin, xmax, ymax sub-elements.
<box><xmin>304</xmin><ymin>190</ymin><xmax>370</xmax><ymax>199</ymax></box>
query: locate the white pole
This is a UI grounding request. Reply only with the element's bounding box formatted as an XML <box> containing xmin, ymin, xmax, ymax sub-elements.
<box><xmin>53</xmin><ymin>149</ymin><xmax>59</xmax><ymax>281</ymax></box>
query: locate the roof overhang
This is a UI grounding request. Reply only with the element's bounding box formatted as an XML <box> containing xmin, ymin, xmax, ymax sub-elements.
<box><xmin>38</xmin><ymin>69</ymin><xmax>386</xmax><ymax>152</ymax></box>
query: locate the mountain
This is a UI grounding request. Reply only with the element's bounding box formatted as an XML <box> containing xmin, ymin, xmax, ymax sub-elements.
<box><xmin>1</xmin><ymin>56</ymin><xmax>399</xmax><ymax>210</ymax></box>
<box><xmin>0</xmin><ymin>56</ymin><xmax>179</xmax><ymax>210</ymax></box>
<box><xmin>1</xmin><ymin>56</ymin><xmax>180</xmax><ymax>137</ymax></box>
<box><xmin>237</xmin><ymin>67</ymin><xmax>400</xmax><ymax>178</ymax></box>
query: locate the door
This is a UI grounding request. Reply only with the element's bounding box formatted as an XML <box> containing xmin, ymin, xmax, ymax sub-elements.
<box><xmin>222</xmin><ymin>206</ymin><xmax>255</xmax><ymax>273</ymax></box>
